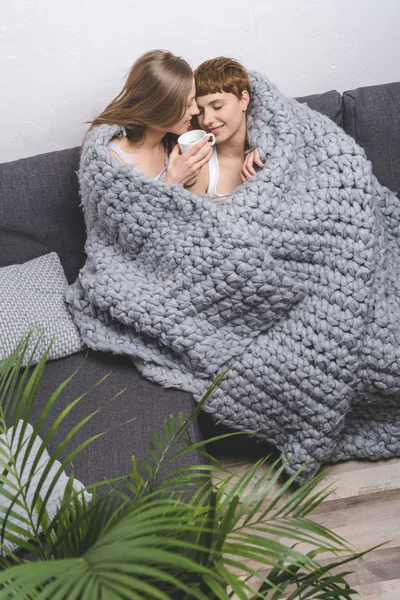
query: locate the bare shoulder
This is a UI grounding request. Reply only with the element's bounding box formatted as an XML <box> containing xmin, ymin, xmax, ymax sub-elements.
<box><xmin>109</xmin><ymin>136</ymin><xmax>128</xmax><ymax>165</ymax></box>
<box><xmin>109</xmin><ymin>150</ymin><xmax>125</xmax><ymax>165</ymax></box>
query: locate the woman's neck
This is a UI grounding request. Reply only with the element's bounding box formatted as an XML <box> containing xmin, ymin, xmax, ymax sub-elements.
<box><xmin>127</xmin><ymin>127</ymin><xmax>165</xmax><ymax>153</ymax></box>
<box><xmin>142</xmin><ymin>127</ymin><xmax>166</xmax><ymax>151</ymax></box>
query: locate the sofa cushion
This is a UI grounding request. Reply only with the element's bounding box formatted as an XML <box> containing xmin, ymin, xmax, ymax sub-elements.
<box><xmin>0</xmin><ymin>252</ymin><xmax>83</xmax><ymax>364</ymax></box>
<box><xmin>0</xmin><ymin>147</ymin><xmax>85</xmax><ymax>284</ymax></box>
<box><xmin>343</xmin><ymin>82</ymin><xmax>400</xmax><ymax>197</ymax></box>
<box><xmin>26</xmin><ymin>351</ymin><xmax>202</xmax><ymax>486</ymax></box>
<box><xmin>295</xmin><ymin>90</ymin><xmax>343</xmax><ymax>127</ymax></box>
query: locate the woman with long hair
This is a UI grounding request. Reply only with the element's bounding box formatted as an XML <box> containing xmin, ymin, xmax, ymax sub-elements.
<box><xmin>88</xmin><ymin>49</ymin><xmax>213</xmax><ymax>186</ymax></box>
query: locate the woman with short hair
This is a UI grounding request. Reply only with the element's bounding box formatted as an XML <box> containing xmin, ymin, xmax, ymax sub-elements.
<box><xmin>190</xmin><ymin>56</ymin><xmax>264</xmax><ymax>199</ymax></box>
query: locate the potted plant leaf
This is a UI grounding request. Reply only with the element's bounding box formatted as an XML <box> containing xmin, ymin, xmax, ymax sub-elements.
<box><xmin>0</xmin><ymin>337</ymin><xmax>367</xmax><ymax>599</ymax></box>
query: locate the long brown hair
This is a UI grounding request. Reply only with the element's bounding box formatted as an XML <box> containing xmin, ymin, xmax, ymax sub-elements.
<box><xmin>88</xmin><ymin>50</ymin><xmax>193</xmax><ymax>146</ymax></box>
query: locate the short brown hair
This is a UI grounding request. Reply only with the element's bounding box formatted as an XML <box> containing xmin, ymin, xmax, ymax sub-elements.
<box><xmin>194</xmin><ymin>57</ymin><xmax>250</xmax><ymax>100</ymax></box>
<box><xmin>88</xmin><ymin>50</ymin><xmax>193</xmax><ymax>144</ymax></box>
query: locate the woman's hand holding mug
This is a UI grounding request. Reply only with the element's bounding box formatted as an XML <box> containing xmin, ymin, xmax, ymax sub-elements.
<box><xmin>165</xmin><ymin>130</ymin><xmax>215</xmax><ymax>186</ymax></box>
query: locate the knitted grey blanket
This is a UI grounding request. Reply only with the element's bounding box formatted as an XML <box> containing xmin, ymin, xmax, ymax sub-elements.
<box><xmin>66</xmin><ymin>72</ymin><xmax>400</xmax><ymax>481</ymax></box>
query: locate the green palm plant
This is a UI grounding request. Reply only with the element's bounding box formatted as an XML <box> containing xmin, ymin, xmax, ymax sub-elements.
<box><xmin>0</xmin><ymin>336</ymin><xmax>368</xmax><ymax>599</ymax></box>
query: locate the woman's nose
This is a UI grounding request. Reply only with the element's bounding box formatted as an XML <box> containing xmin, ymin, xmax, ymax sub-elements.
<box><xmin>203</xmin><ymin>114</ymin><xmax>214</xmax><ymax>127</ymax></box>
<box><xmin>191</xmin><ymin>101</ymin><xmax>200</xmax><ymax>116</ymax></box>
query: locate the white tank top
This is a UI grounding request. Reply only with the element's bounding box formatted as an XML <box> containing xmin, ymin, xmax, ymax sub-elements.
<box><xmin>108</xmin><ymin>141</ymin><xmax>168</xmax><ymax>182</ymax></box>
<box><xmin>207</xmin><ymin>146</ymin><xmax>230</xmax><ymax>201</ymax></box>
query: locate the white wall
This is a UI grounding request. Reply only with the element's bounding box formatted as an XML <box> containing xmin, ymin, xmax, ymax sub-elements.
<box><xmin>1</xmin><ymin>0</ymin><xmax>399</xmax><ymax>163</ymax></box>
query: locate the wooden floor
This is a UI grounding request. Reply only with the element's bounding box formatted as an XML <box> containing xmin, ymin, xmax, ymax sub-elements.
<box><xmin>217</xmin><ymin>455</ymin><xmax>400</xmax><ymax>599</ymax></box>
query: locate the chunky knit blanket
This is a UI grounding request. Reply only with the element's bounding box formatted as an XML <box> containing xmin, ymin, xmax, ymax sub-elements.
<box><xmin>66</xmin><ymin>72</ymin><xmax>400</xmax><ymax>481</ymax></box>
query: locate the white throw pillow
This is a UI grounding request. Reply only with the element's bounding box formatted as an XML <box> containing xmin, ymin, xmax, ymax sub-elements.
<box><xmin>0</xmin><ymin>421</ymin><xmax>91</xmax><ymax>553</ymax></box>
<box><xmin>0</xmin><ymin>253</ymin><xmax>84</xmax><ymax>364</ymax></box>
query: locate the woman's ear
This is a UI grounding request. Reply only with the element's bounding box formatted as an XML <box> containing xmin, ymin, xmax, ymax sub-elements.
<box><xmin>240</xmin><ymin>90</ymin><xmax>250</xmax><ymax>112</ymax></box>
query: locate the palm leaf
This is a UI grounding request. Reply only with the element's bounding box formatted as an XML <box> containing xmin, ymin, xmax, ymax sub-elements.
<box><xmin>0</xmin><ymin>337</ymin><xmax>133</xmax><ymax>561</ymax></box>
<box><xmin>0</xmin><ymin>340</ymin><xmax>373</xmax><ymax>599</ymax></box>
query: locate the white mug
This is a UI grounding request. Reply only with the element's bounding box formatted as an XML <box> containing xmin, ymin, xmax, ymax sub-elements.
<box><xmin>178</xmin><ymin>129</ymin><xmax>216</xmax><ymax>154</ymax></box>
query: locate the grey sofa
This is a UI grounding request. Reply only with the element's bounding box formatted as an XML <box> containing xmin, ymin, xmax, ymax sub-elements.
<box><xmin>1</xmin><ymin>80</ymin><xmax>399</xmax><ymax>486</ymax></box>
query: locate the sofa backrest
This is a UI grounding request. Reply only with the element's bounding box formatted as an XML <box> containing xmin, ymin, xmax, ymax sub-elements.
<box><xmin>343</xmin><ymin>82</ymin><xmax>400</xmax><ymax>198</ymax></box>
<box><xmin>1</xmin><ymin>80</ymin><xmax>399</xmax><ymax>285</ymax></box>
<box><xmin>0</xmin><ymin>146</ymin><xmax>84</xmax><ymax>284</ymax></box>
<box><xmin>296</xmin><ymin>90</ymin><xmax>343</xmax><ymax>127</ymax></box>
<box><xmin>297</xmin><ymin>82</ymin><xmax>400</xmax><ymax>198</ymax></box>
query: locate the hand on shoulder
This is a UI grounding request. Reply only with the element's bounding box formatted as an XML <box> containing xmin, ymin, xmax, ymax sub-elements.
<box><xmin>241</xmin><ymin>148</ymin><xmax>264</xmax><ymax>183</ymax></box>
